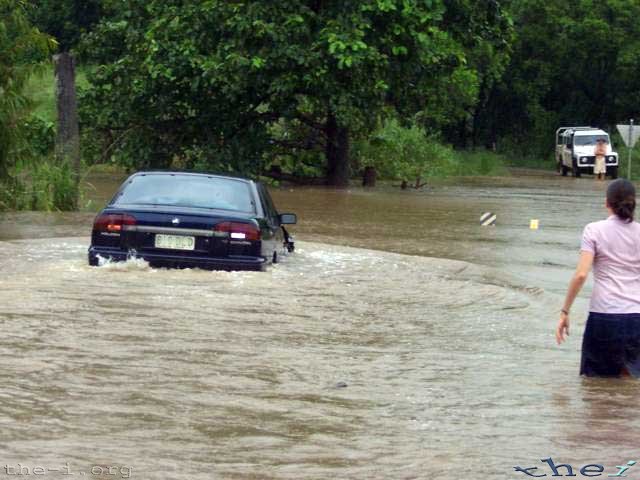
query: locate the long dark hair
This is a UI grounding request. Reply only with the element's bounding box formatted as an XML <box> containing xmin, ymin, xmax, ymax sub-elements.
<box><xmin>607</xmin><ymin>179</ymin><xmax>636</xmax><ymax>223</ymax></box>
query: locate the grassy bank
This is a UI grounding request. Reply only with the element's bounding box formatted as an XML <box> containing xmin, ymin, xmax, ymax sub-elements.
<box><xmin>503</xmin><ymin>153</ymin><xmax>554</xmax><ymax>170</ymax></box>
<box><xmin>0</xmin><ymin>161</ymin><xmax>78</xmax><ymax>211</ymax></box>
<box><xmin>0</xmin><ymin>66</ymin><xmax>92</xmax><ymax>212</ymax></box>
<box><xmin>615</xmin><ymin>145</ymin><xmax>640</xmax><ymax>181</ymax></box>
<box><xmin>450</xmin><ymin>150</ymin><xmax>509</xmax><ymax>177</ymax></box>
<box><xmin>24</xmin><ymin>65</ymin><xmax>89</xmax><ymax>122</ymax></box>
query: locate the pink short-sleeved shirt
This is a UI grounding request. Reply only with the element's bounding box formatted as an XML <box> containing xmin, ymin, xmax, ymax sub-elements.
<box><xmin>581</xmin><ymin>215</ymin><xmax>640</xmax><ymax>313</ymax></box>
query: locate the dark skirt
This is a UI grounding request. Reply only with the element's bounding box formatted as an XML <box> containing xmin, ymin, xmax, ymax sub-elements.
<box><xmin>580</xmin><ymin>312</ymin><xmax>640</xmax><ymax>377</ymax></box>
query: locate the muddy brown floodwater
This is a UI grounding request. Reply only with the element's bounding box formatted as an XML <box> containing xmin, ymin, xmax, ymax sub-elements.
<box><xmin>0</xmin><ymin>170</ymin><xmax>638</xmax><ymax>480</ymax></box>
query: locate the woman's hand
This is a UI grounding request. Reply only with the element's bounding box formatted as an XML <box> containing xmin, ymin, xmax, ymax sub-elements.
<box><xmin>556</xmin><ymin>312</ymin><xmax>570</xmax><ymax>344</ymax></box>
<box><xmin>556</xmin><ymin>251</ymin><xmax>592</xmax><ymax>345</ymax></box>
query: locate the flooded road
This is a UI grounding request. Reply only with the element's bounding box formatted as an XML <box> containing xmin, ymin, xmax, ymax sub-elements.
<box><xmin>0</xmin><ymin>171</ymin><xmax>637</xmax><ymax>479</ymax></box>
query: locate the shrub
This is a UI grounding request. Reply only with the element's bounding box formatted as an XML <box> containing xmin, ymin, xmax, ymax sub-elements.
<box><xmin>355</xmin><ymin>119</ymin><xmax>457</xmax><ymax>186</ymax></box>
<box><xmin>354</xmin><ymin>119</ymin><xmax>507</xmax><ymax>185</ymax></box>
<box><xmin>1</xmin><ymin>160</ymin><xmax>78</xmax><ymax>211</ymax></box>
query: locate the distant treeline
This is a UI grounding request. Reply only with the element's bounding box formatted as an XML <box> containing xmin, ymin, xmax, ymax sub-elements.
<box><xmin>2</xmin><ymin>0</ymin><xmax>640</xmax><ymax>204</ymax></box>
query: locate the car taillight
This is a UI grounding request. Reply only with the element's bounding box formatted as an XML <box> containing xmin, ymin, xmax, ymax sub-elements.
<box><xmin>93</xmin><ymin>214</ymin><xmax>136</xmax><ymax>233</ymax></box>
<box><xmin>214</xmin><ymin>222</ymin><xmax>261</xmax><ymax>241</ymax></box>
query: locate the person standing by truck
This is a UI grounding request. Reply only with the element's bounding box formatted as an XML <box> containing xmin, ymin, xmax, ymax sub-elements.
<box><xmin>594</xmin><ymin>138</ymin><xmax>607</xmax><ymax>180</ymax></box>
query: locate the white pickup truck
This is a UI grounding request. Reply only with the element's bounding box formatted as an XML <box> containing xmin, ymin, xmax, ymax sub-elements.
<box><xmin>555</xmin><ymin>127</ymin><xmax>619</xmax><ymax>178</ymax></box>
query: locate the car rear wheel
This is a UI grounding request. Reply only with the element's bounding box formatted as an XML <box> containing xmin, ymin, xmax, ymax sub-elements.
<box><xmin>609</xmin><ymin>166</ymin><xmax>618</xmax><ymax>179</ymax></box>
<box><xmin>272</xmin><ymin>251</ymin><xmax>278</xmax><ymax>264</ymax></box>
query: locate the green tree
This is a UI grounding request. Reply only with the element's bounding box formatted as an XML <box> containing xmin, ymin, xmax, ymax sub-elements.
<box><xmin>439</xmin><ymin>0</ymin><xmax>513</xmax><ymax>148</ymax></box>
<box><xmin>80</xmin><ymin>0</ymin><xmax>513</xmax><ymax>186</ymax></box>
<box><xmin>484</xmin><ymin>0</ymin><xmax>640</xmax><ymax>156</ymax></box>
<box><xmin>28</xmin><ymin>0</ymin><xmax>102</xmax><ymax>52</ymax></box>
<box><xmin>0</xmin><ymin>0</ymin><xmax>55</xmax><ymax>183</ymax></box>
<box><xmin>28</xmin><ymin>0</ymin><xmax>104</xmax><ymax>208</ymax></box>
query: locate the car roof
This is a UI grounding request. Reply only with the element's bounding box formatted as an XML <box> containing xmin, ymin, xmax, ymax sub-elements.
<box><xmin>557</xmin><ymin>126</ymin><xmax>592</xmax><ymax>134</ymax></box>
<box><xmin>128</xmin><ymin>171</ymin><xmax>255</xmax><ymax>184</ymax></box>
<box><xmin>573</xmin><ymin>129</ymin><xmax>608</xmax><ymax>136</ymax></box>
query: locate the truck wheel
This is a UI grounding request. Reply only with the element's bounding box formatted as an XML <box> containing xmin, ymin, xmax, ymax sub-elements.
<box><xmin>561</xmin><ymin>164</ymin><xmax>569</xmax><ymax>176</ymax></box>
<box><xmin>609</xmin><ymin>166</ymin><xmax>618</xmax><ymax>179</ymax></box>
<box><xmin>572</xmin><ymin>159</ymin><xmax>581</xmax><ymax>178</ymax></box>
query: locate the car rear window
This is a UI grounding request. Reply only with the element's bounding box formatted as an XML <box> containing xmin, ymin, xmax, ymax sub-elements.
<box><xmin>113</xmin><ymin>174</ymin><xmax>255</xmax><ymax>212</ymax></box>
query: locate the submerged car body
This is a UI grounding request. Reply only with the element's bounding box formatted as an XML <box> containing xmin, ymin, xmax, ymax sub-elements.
<box><xmin>88</xmin><ymin>172</ymin><xmax>296</xmax><ymax>271</ymax></box>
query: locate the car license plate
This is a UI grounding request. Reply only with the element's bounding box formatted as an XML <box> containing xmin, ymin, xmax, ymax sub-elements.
<box><xmin>154</xmin><ymin>234</ymin><xmax>195</xmax><ymax>250</ymax></box>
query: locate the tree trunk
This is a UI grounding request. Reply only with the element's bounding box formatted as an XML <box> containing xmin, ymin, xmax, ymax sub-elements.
<box><xmin>362</xmin><ymin>166</ymin><xmax>376</xmax><ymax>187</ymax></box>
<box><xmin>54</xmin><ymin>52</ymin><xmax>80</xmax><ymax>207</ymax></box>
<box><xmin>325</xmin><ymin>112</ymin><xmax>350</xmax><ymax>187</ymax></box>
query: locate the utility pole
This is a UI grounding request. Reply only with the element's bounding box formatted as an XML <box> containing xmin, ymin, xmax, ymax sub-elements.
<box><xmin>54</xmin><ymin>52</ymin><xmax>80</xmax><ymax>208</ymax></box>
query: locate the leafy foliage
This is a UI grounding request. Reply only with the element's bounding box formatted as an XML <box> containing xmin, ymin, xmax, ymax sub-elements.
<box><xmin>22</xmin><ymin>116</ymin><xmax>55</xmax><ymax>156</ymax></box>
<box><xmin>355</xmin><ymin>119</ymin><xmax>455</xmax><ymax>183</ymax></box>
<box><xmin>355</xmin><ymin>118</ymin><xmax>507</xmax><ymax>184</ymax></box>
<box><xmin>0</xmin><ymin>0</ymin><xmax>55</xmax><ymax>181</ymax></box>
<box><xmin>79</xmin><ymin>0</ymin><xmax>513</xmax><ymax>183</ymax></box>
<box><xmin>28</xmin><ymin>0</ymin><xmax>102</xmax><ymax>52</ymax></box>
<box><xmin>484</xmin><ymin>0</ymin><xmax>640</xmax><ymax>157</ymax></box>
<box><xmin>0</xmin><ymin>159</ymin><xmax>78</xmax><ymax>211</ymax></box>
<box><xmin>11</xmin><ymin>0</ymin><xmax>640</xmax><ymax>210</ymax></box>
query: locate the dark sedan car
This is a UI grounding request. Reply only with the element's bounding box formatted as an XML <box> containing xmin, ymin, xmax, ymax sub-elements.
<box><xmin>88</xmin><ymin>172</ymin><xmax>296</xmax><ymax>271</ymax></box>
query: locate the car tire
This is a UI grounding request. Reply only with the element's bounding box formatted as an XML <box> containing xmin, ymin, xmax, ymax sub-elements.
<box><xmin>272</xmin><ymin>251</ymin><xmax>278</xmax><ymax>264</ymax></box>
<box><xmin>561</xmin><ymin>164</ymin><xmax>569</xmax><ymax>176</ymax></box>
<box><xmin>572</xmin><ymin>159</ymin><xmax>581</xmax><ymax>178</ymax></box>
<box><xmin>608</xmin><ymin>166</ymin><xmax>618</xmax><ymax>179</ymax></box>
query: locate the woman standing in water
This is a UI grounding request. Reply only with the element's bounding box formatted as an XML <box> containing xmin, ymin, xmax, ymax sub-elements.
<box><xmin>556</xmin><ymin>179</ymin><xmax>640</xmax><ymax>376</ymax></box>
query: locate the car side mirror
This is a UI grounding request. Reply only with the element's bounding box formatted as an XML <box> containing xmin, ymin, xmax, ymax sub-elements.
<box><xmin>279</xmin><ymin>213</ymin><xmax>297</xmax><ymax>225</ymax></box>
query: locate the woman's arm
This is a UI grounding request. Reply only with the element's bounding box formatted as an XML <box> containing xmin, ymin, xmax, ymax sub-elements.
<box><xmin>556</xmin><ymin>251</ymin><xmax>594</xmax><ymax>344</ymax></box>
